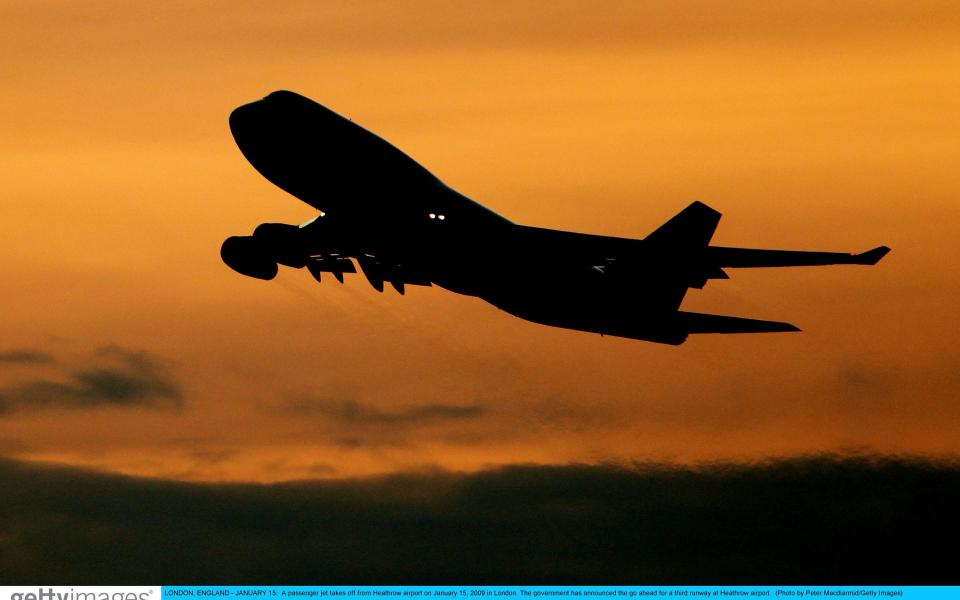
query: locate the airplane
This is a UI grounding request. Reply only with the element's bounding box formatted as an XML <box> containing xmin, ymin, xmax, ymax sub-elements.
<box><xmin>222</xmin><ymin>90</ymin><xmax>890</xmax><ymax>345</ymax></box>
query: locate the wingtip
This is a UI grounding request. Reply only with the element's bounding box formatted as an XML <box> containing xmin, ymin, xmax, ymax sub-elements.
<box><xmin>855</xmin><ymin>245</ymin><xmax>891</xmax><ymax>265</ymax></box>
<box><xmin>678</xmin><ymin>311</ymin><xmax>802</xmax><ymax>334</ymax></box>
<box><xmin>756</xmin><ymin>319</ymin><xmax>801</xmax><ymax>333</ymax></box>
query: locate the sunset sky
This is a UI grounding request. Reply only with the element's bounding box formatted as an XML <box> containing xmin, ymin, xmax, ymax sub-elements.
<box><xmin>2</xmin><ymin>0</ymin><xmax>959</xmax><ymax>483</ymax></box>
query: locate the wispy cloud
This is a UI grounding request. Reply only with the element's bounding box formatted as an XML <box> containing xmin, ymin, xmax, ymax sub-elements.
<box><xmin>272</xmin><ymin>396</ymin><xmax>483</xmax><ymax>424</ymax></box>
<box><xmin>0</xmin><ymin>346</ymin><xmax>181</xmax><ymax>415</ymax></box>
<box><xmin>0</xmin><ymin>438</ymin><xmax>28</xmax><ymax>454</ymax></box>
<box><xmin>0</xmin><ymin>349</ymin><xmax>55</xmax><ymax>364</ymax></box>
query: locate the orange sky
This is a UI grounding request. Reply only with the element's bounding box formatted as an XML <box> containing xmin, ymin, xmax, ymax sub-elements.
<box><xmin>1</xmin><ymin>0</ymin><xmax>959</xmax><ymax>482</ymax></box>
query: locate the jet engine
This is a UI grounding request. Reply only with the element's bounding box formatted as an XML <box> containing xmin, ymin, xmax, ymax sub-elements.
<box><xmin>220</xmin><ymin>235</ymin><xmax>279</xmax><ymax>280</ymax></box>
<box><xmin>252</xmin><ymin>223</ymin><xmax>308</xmax><ymax>268</ymax></box>
<box><xmin>221</xmin><ymin>222</ymin><xmax>312</xmax><ymax>280</ymax></box>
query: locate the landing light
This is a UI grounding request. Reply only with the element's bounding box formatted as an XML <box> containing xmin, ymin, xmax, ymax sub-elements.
<box><xmin>299</xmin><ymin>212</ymin><xmax>325</xmax><ymax>228</ymax></box>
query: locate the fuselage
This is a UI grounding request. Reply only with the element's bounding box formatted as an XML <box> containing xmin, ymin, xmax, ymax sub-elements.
<box><xmin>229</xmin><ymin>91</ymin><xmax>662</xmax><ymax>323</ymax></box>
<box><xmin>230</xmin><ymin>91</ymin><xmax>517</xmax><ymax>295</ymax></box>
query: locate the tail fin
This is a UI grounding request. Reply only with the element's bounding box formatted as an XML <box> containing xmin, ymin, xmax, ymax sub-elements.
<box><xmin>645</xmin><ymin>201</ymin><xmax>722</xmax><ymax>249</ymax></box>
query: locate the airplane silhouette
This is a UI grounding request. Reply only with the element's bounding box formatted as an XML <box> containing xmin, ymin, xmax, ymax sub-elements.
<box><xmin>222</xmin><ymin>90</ymin><xmax>889</xmax><ymax>345</ymax></box>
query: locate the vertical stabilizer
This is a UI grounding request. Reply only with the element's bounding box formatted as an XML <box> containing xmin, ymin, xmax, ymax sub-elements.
<box><xmin>644</xmin><ymin>201</ymin><xmax>722</xmax><ymax>249</ymax></box>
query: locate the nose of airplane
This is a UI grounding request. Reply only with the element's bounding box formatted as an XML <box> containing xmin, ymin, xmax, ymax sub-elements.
<box><xmin>228</xmin><ymin>91</ymin><xmax>321</xmax><ymax>197</ymax></box>
<box><xmin>264</xmin><ymin>90</ymin><xmax>305</xmax><ymax>103</ymax></box>
<box><xmin>229</xmin><ymin>91</ymin><xmax>310</xmax><ymax>146</ymax></box>
<box><xmin>228</xmin><ymin>101</ymin><xmax>262</xmax><ymax>144</ymax></box>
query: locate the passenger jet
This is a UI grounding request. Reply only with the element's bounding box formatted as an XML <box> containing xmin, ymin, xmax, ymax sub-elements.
<box><xmin>222</xmin><ymin>90</ymin><xmax>889</xmax><ymax>345</ymax></box>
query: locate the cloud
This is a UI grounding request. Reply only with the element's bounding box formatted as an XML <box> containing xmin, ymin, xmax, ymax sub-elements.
<box><xmin>267</xmin><ymin>396</ymin><xmax>485</xmax><ymax>449</ymax></box>
<box><xmin>0</xmin><ymin>438</ymin><xmax>29</xmax><ymax>455</ymax></box>
<box><xmin>188</xmin><ymin>450</ymin><xmax>236</xmax><ymax>465</ymax></box>
<box><xmin>273</xmin><ymin>396</ymin><xmax>483</xmax><ymax>424</ymax></box>
<box><xmin>836</xmin><ymin>362</ymin><xmax>900</xmax><ymax>395</ymax></box>
<box><xmin>0</xmin><ymin>455</ymin><xmax>958</xmax><ymax>583</ymax></box>
<box><xmin>0</xmin><ymin>347</ymin><xmax>181</xmax><ymax>415</ymax></box>
<box><xmin>0</xmin><ymin>349</ymin><xmax>55</xmax><ymax>364</ymax></box>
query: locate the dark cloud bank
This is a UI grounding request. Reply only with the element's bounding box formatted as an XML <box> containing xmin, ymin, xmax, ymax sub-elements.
<box><xmin>1</xmin><ymin>455</ymin><xmax>959</xmax><ymax>583</ymax></box>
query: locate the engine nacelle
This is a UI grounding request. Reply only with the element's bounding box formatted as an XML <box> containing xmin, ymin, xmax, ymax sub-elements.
<box><xmin>220</xmin><ymin>235</ymin><xmax>279</xmax><ymax>280</ymax></box>
<box><xmin>253</xmin><ymin>223</ymin><xmax>308</xmax><ymax>268</ymax></box>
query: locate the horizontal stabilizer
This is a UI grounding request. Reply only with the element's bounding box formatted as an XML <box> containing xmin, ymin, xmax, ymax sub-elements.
<box><xmin>677</xmin><ymin>311</ymin><xmax>801</xmax><ymax>334</ymax></box>
<box><xmin>708</xmin><ymin>244</ymin><xmax>891</xmax><ymax>268</ymax></box>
